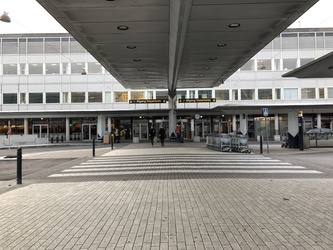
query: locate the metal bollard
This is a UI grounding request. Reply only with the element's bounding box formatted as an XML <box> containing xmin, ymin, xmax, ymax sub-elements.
<box><xmin>56</xmin><ymin>136</ymin><xmax>59</xmax><ymax>143</ymax></box>
<box><xmin>260</xmin><ymin>135</ymin><xmax>263</xmax><ymax>154</ymax></box>
<box><xmin>17</xmin><ymin>148</ymin><xmax>22</xmax><ymax>184</ymax></box>
<box><xmin>61</xmin><ymin>135</ymin><xmax>64</xmax><ymax>142</ymax></box>
<box><xmin>51</xmin><ymin>136</ymin><xmax>53</xmax><ymax>143</ymax></box>
<box><xmin>111</xmin><ymin>134</ymin><xmax>113</xmax><ymax>150</ymax></box>
<box><xmin>92</xmin><ymin>138</ymin><xmax>95</xmax><ymax>157</ymax></box>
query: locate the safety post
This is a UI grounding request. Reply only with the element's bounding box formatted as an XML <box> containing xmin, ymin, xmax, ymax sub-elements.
<box><xmin>17</xmin><ymin>148</ymin><xmax>22</xmax><ymax>184</ymax></box>
<box><xmin>110</xmin><ymin>133</ymin><xmax>114</xmax><ymax>150</ymax></box>
<box><xmin>92</xmin><ymin>138</ymin><xmax>95</xmax><ymax>157</ymax></box>
<box><xmin>260</xmin><ymin>135</ymin><xmax>263</xmax><ymax>154</ymax></box>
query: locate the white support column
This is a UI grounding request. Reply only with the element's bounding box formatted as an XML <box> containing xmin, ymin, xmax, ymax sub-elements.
<box><xmin>66</xmin><ymin>118</ymin><xmax>70</xmax><ymax>141</ymax></box>
<box><xmin>97</xmin><ymin>115</ymin><xmax>106</xmax><ymax>137</ymax></box>
<box><xmin>317</xmin><ymin>113</ymin><xmax>321</xmax><ymax>128</ymax></box>
<box><xmin>190</xmin><ymin>119</ymin><xmax>194</xmax><ymax>139</ymax></box>
<box><xmin>287</xmin><ymin>110</ymin><xmax>299</xmax><ymax>148</ymax></box>
<box><xmin>24</xmin><ymin>118</ymin><xmax>28</xmax><ymax>135</ymax></box>
<box><xmin>168</xmin><ymin>95</ymin><xmax>177</xmax><ymax>137</ymax></box>
<box><xmin>232</xmin><ymin>115</ymin><xmax>237</xmax><ymax>132</ymax></box>
<box><xmin>274</xmin><ymin>114</ymin><xmax>280</xmax><ymax>141</ymax></box>
<box><xmin>108</xmin><ymin>117</ymin><xmax>112</xmax><ymax>133</ymax></box>
<box><xmin>239</xmin><ymin>114</ymin><xmax>247</xmax><ymax>135</ymax></box>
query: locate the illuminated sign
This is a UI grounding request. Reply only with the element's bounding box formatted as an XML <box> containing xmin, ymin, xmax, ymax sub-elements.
<box><xmin>129</xmin><ymin>99</ymin><xmax>167</xmax><ymax>104</ymax></box>
<box><xmin>178</xmin><ymin>98</ymin><xmax>216</xmax><ymax>103</ymax></box>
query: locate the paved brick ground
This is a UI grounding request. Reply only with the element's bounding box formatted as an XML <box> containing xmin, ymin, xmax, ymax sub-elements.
<box><xmin>0</xmin><ymin>142</ymin><xmax>332</xmax><ymax>250</ymax></box>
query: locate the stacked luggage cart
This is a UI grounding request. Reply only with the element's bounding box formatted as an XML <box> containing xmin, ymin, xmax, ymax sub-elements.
<box><xmin>206</xmin><ymin>133</ymin><xmax>251</xmax><ymax>153</ymax></box>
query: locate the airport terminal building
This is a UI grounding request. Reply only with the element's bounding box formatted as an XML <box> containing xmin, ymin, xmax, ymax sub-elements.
<box><xmin>1</xmin><ymin>28</ymin><xmax>333</xmax><ymax>144</ymax></box>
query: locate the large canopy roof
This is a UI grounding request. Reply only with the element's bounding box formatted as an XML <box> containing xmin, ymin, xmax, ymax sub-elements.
<box><xmin>37</xmin><ymin>0</ymin><xmax>318</xmax><ymax>97</ymax></box>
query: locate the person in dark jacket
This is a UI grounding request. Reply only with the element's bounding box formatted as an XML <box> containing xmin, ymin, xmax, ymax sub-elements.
<box><xmin>158</xmin><ymin>125</ymin><xmax>166</xmax><ymax>146</ymax></box>
<box><xmin>149</xmin><ymin>125</ymin><xmax>156</xmax><ymax>146</ymax></box>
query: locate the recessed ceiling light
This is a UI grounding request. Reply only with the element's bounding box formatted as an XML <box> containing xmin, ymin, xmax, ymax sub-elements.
<box><xmin>117</xmin><ymin>25</ymin><xmax>129</xmax><ymax>31</ymax></box>
<box><xmin>138</xmin><ymin>69</ymin><xmax>145</xmax><ymax>71</ymax></box>
<box><xmin>127</xmin><ymin>45</ymin><xmax>136</xmax><ymax>49</ymax></box>
<box><xmin>229</xmin><ymin>23</ymin><xmax>240</xmax><ymax>28</ymax></box>
<box><xmin>133</xmin><ymin>59</ymin><xmax>141</xmax><ymax>62</ymax></box>
<box><xmin>198</xmin><ymin>74</ymin><xmax>205</xmax><ymax>77</ymax></box>
<box><xmin>217</xmin><ymin>43</ymin><xmax>227</xmax><ymax>47</ymax></box>
<box><xmin>209</xmin><ymin>57</ymin><xmax>217</xmax><ymax>60</ymax></box>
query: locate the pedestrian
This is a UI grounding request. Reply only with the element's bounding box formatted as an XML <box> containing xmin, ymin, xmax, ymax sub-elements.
<box><xmin>175</xmin><ymin>124</ymin><xmax>181</xmax><ymax>143</ymax></box>
<box><xmin>149</xmin><ymin>125</ymin><xmax>156</xmax><ymax>146</ymax></box>
<box><xmin>159</xmin><ymin>125</ymin><xmax>166</xmax><ymax>146</ymax></box>
<box><xmin>115</xmin><ymin>127</ymin><xmax>120</xmax><ymax>143</ymax></box>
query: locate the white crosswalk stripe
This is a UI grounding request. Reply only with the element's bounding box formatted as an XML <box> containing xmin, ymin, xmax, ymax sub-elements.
<box><xmin>48</xmin><ymin>154</ymin><xmax>322</xmax><ymax>178</ymax></box>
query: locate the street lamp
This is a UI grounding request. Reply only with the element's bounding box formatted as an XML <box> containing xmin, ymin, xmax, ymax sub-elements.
<box><xmin>0</xmin><ymin>12</ymin><xmax>11</xmax><ymax>23</ymax></box>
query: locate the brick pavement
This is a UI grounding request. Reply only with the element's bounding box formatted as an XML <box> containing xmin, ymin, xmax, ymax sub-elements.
<box><xmin>0</xmin><ymin>142</ymin><xmax>332</xmax><ymax>250</ymax></box>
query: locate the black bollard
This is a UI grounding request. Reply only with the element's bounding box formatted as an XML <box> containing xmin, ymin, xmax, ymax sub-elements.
<box><xmin>92</xmin><ymin>138</ymin><xmax>95</xmax><ymax>157</ymax></box>
<box><xmin>51</xmin><ymin>136</ymin><xmax>53</xmax><ymax>143</ymax></box>
<box><xmin>111</xmin><ymin>134</ymin><xmax>113</xmax><ymax>150</ymax></box>
<box><xmin>61</xmin><ymin>135</ymin><xmax>64</xmax><ymax>142</ymax></box>
<box><xmin>260</xmin><ymin>135</ymin><xmax>263</xmax><ymax>154</ymax></box>
<box><xmin>17</xmin><ymin>148</ymin><xmax>22</xmax><ymax>184</ymax></box>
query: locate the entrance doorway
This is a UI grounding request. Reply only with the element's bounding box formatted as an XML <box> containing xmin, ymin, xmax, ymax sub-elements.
<box><xmin>33</xmin><ymin>125</ymin><xmax>48</xmax><ymax>138</ymax></box>
<box><xmin>82</xmin><ymin>124</ymin><xmax>97</xmax><ymax>140</ymax></box>
<box><xmin>133</xmin><ymin>123</ymin><xmax>148</xmax><ymax>140</ymax></box>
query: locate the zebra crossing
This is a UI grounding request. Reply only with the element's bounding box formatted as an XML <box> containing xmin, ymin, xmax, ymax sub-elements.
<box><xmin>48</xmin><ymin>154</ymin><xmax>322</xmax><ymax>178</ymax></box>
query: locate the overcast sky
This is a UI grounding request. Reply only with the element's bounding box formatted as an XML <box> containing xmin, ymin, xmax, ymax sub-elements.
<box><xmin>0</xmin><ymin>0</ymin><xmax>333</xmax><ymax>34</ymax></box>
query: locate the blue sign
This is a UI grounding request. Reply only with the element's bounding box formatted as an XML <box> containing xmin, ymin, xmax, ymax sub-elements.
<box><xmin>262</xmin><ymin>108</ymin><xmax>269</xmax><ymax>117</ymax></box>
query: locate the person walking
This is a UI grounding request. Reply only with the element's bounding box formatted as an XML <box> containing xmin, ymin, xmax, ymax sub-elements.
<box><xmin>149</xmin><ymin>125</ymin><xmax>156</xmax><ymax>146</ymax></box>
<box><xmin>159</xmin><ymin>125</ymin><xmax>166</xmax><ymax>146</ymax></box>
<box><xmin>175</xmin><ymin>124</ymin><xmax>181</xmax><ymax>143</ymax></box>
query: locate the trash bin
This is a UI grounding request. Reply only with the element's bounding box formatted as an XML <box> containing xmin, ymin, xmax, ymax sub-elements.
<box><xmin>103</xmin><ymin>135</ymin><xmax>110</xmax><ymax>144</ymax></box>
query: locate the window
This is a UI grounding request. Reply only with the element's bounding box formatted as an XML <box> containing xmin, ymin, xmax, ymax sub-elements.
<box><xmin>45</xmin><ymin>63</ymin><xmax>60</xmax><ymax>74</ymax></box>
<box><xmin>71</xmin><ymin>62</ymin><xmax>85</xmax><ymax>74</ymax></box>
<box><xmin>62</xmin><ymin>92</ymin><xmax>69</xmax><ymax>103</ymax></box>
<box><xmin>19</xmin><ymin>38</ymin><xmax>27</xmax><ymax>55</ymax></box>
<box><xmin>61</xmin><ymin>38</ymin><xmax>70</xmax><ymax>53</ymax></box>
<box><xmin>272</xmin><ymin>35</ymin><xmax>281</xmax><ymax>50</ymax></box>
<box><xmin>176</xmin><ymin>91</ymin><xmax>186</xmax><ymax>99</ymax></box>
<box><xmin>131</xmin><ymin>91</ymin><xmax>145</xmax><ymax>100</ymax></box>
<box><xmin>156</xmin><ymin>91</ymin><xmax>168</xmax><ymax>100</ymax></box>
<box><xmin>241</xmin><ymin>89</ymin><xmax>255</xmax><ymax>100</ymax></box>
<box><xmin>232</xmin><ymin>90</ymin><xmax>238</xmax><ymax>101</ymax></box>
<box><xmin>87</xmin><ymin>62</ymin><xmax>102</xmax><ymax>74</ymax></box>
<box><xmin>2</xmin><ymin>38</ymin><xmax>18</xmax><ymax>54</ymax></box>
<box><xmin>28</xmin><ymin>63</ymin><xmax>43</xmax><ymax>74</ymax></box>
<box><xmin>301</xmin><ymin>88</ymin><xmax>315</xmax><ymax>99</ymax></box>
<box><xmin>316</xmin><ymin>33</ymin><xmax>324</xmax><ymax>49</ymax></box>
<box><xmin>299</xmin><ymin>33</ymin><xmax>315</xmax><ymax>49</ymax></box>
<box><xmin>198</xmin><ymin>90</ymin><xmax>212</xmax><ymax>98</ymax></box>
<box><xmin>282</xmin><ymin>33</ymin><xmax>298</xmax><ymax>49</ymax></box>
<box><xmin>88</xmin><ymin>92</ymin><xmax>102</xmax><ymax>103</ymax></box>
<box><xmin>45</xmin><ymin>38</ymin><xmax>60</xmax><ymax>53</ymax></box>
<box><xmin>71</xmin><ymin>92</ymin><xmax>85</xmax><ymax>103</ymax></box>
<box><xmin>275</xmin><ymin>89</ymin><xmax>281</xmax><ymax>100</ymax></box>
<box><xmin>46</xmin><ymin>93</ymin><xmax>60</xmax><ymax>103</ymax></box>
<box><xmin>20</xmin><ymin>93</ymin><xmax>26</xmax><ymax>104</ymax></box>
<box><xmin>114</xmin><ymin>91</ymin><xmax>128</xmax><ymax>102</ymax></box>
<box><xmin>27</xmin><ymin>38</ymin><xmax>43</xmax><ymax>54</ymax></box>
<box><xmin>29</xmin><ymin>93</ymin><xmax>43</xmax><ymax>103</ymax></box>
<box><xmin>325</xmin><ymin>33</ymin><xmax>333</xmax><ymax>48</ymax></box>
<box><xmin>283</xmin><ymin>59</ymin><xmax>297</xmax><ymax>70</ymax></box>
<box><xmin>258</xmin><ymin>89</ymin><xmax>272</xmax><ymax>100</ymax></box>
<box><xmin>328</xmin><ymin>88</ymin><xmax>333</xmax><ymax>98</ymax></box>
<box><xmin>284</xmin><ymin>88</ymin><xmax>298</xmax><ymax>100</ymax></box>
<box><xmin>70</xmin><ymin>38</ymin><xmax>86</xmax><ymax>53</ymax></box>
<box><xmin>300</xmin><ymin>58</ymin><xmax>314</xmax><ymax>67</ymax></box>
<box><xmin>215</xmin><ymin>90</ymin><xmax>229</xmax><ymax>101</ymax></box>
<box><xmin>257</xmin><ymin>59</ymin><xmax>271</xmax><ymax>70</ymax></box>
<box><xmin>319</xmin><ymin>88</ymin><xmax>325</xmax><ymax>99</ymax></box>
<box><xmin>3</xmin><ymin>64</ymin><xmax>17</xmax><ymax>75</ymax></box>
<box><xmin>3</xmin><ymin>93</ymin><xmax>17</xmax><ymax>104</ymax></box>
<box><xmin>240</xmin><ymin>60</ymin><xmax>254</xmax><ymax>71</ymax></box>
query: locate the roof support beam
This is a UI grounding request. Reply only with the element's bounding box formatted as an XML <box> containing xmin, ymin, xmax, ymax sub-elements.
<box><xmin>168</xmin><ymin>0</ymin><xmax>193</xmax><ymax>98</ymax></box>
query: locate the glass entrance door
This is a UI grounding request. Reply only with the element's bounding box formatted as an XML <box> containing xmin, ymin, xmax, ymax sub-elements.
<box><xmin>33</xmin><ymin>125</ymin><xmax>49</xmax><ymax>138</ymax></box>
<box><xmin>82</xmin><ymin>124</ymin><xmax>97</xmax><ymax>140</ymax></box>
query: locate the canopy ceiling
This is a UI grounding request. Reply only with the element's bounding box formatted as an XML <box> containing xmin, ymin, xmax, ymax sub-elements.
<box><xmin>37</xmin><ymin>0</ymin><xmax>318</xmax><ymax>97</ymax></box>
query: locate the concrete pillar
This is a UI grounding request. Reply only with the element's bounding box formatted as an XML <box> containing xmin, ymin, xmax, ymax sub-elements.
<box><xmin>108</xmin><ymin>117</ymin><xmax>112</xmax><ymax>133</ymax></box>
<box><xmin>239</xmin><ymin>114</ymin><xmax>247</xmax><ymax>135</ymax></box>
<box><xmin>97</xmin><ymin>115</ymin><xmax>106</xmax><ymax>137</ymax></box>
<box><xmin>317</xmin><ymin>113</ymin><xmax>321</xmax><ymax>128</ymax></box>
<box><xmin>232</xmin><ymin>115</ymin><xmax>237</xmax><ymax>132</ymax></box>
<box><xmin>288</xmin><ymin>110</ymin><xmax>299</xmax><ymax>148</ymax></box>
<box><xmin>168</xmin><ymin>95</ymin><xmax>177</xmax><ymax>137</ymax></box>
<box><xmin>24</xmin><ymin>118</ymin><xmax>28</xmax><ymax>135</ymax></box>
<box><xmin>274</xmin><ymin>114</ymin><xmax>280</xmax><ymax>141</ymax></box>
<box><xmin>66</xmin><ymin>118</ymin><xmax>70</xmax><ymax>141</ymax></box>
<box><xmin>191</xmin><ymin>119</ymin><xmax>194</xmax><ymax>139</ymax></box>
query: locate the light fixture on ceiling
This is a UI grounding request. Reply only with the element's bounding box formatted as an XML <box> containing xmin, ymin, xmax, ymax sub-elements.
<box><xmin>133</xmin><ymin>59</ymin><xmax>141</xmax><ymax>62</ymax></box>
<box><xmin>198</xmin><ymin>74</ymin><xmax>205</xmax><ymax>77</ymax></box>
<box><xmin>217</xmin><ymin>43</ymin><xmax>227</xmax><ymax>47</ymax></box>
<box><xmin>127</xmin><ymin>45</ymin><xmax>136</xmax><ymax>49</ymax></box>
<box><xmin>0</xmin><ymin>12</ymin><xmax>11</xmax><ymax>23</ymax></box>
<box><xmin>229</xmin><ymin>23</ymin><xmax>240</xmax><ymax>28</ymax></box>
<box><xmin>117</xmin><ymin>25</ymin><xmax>129</xmax><ymax>31</ymax></box>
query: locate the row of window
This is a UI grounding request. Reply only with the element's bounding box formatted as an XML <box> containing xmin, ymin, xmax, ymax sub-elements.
<box><xmin>2</xmin><ymin>87</ymin><xmax>333</xmax><ymax>104</ymax></box>
<box><xmin>1</xmin><ymin>31</ymin><xmax>333</xmax><ymax>55</ymax></box>
<box><xmin>1</xmin><ymin>62</ymin><xmax>104</xmax><ymax>75</ymax></box>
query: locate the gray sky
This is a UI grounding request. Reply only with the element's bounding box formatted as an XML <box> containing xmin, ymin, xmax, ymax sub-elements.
<box><xmin>0</xmin><ymin>0</ymin><xmax>333</xmax><ymax>34</ymax></box>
